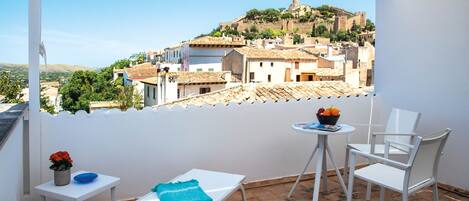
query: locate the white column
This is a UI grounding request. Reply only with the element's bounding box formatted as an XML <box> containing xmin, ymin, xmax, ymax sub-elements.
<box><xmin>28</xmin><ymin>0</ymin><xmax>42</xmax><ymax>200</ymax></box>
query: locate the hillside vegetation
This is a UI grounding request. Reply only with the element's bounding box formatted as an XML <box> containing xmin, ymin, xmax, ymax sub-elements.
<box><xmin>0</xmin><ymin>63</ymin><xmax>93</xmax><ymax>86</ymax></box>
<box><xmin>207</xmin><ymin>5</ymin><xmax>375</xmax><ymax>44</ymax></box>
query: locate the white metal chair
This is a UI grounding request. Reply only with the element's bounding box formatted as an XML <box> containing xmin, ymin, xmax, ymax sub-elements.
<box><xmin>344</xmin><ymin>108</ymin><xmax>421</xmax><ymax>200</ymax></box>
<box><xmin>346</xmin><ymin>129</ymin><xmax>451</xmax><ymax>201</ymax></box>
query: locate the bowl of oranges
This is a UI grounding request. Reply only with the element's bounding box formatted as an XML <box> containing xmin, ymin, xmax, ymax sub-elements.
<box><xmin>316</xmin><ymin>107</ymin><xmax>341</xmax><ymax>126</ymax></box>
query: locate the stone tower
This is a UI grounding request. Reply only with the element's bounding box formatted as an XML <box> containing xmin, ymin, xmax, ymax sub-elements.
<box><xmin>288</xmin><ymin>0</ymin><xmax>300</xmax><ymax>11</ymax></box>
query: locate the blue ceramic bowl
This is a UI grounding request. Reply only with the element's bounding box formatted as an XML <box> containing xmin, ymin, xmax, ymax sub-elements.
<box><xmin>74</xmin><ymin>173</ymin><xmax>98</xmax><ymax>184</ymax></box>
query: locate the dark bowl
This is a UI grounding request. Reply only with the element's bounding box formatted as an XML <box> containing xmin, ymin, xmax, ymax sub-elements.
<box><xmin>73</xmin><ymin>173</ymin><xmax>98</xmax><ymax>184</ymax></box>
<box><xmin>316</xmin><ymin>114</ymin><xmax>340</xmax><ymax>126</ymax></box>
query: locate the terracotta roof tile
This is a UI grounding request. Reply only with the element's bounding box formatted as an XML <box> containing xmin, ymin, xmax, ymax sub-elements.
<box><xmin>233</xmin><ymin>48</ymin><xmax>318</xmax><ymax>60</ymax></box>
<box><xmin>140</xmin><ymin>71</ymin><xmax>231</xmax><ymax>85</ymax></box>
<box><xmin>189</xmin><ymin>36</ymin><xmax>245</xmax><ymax>46</ymax></box>
<box><xmin>158</xmin><ymin>81</ymin><xmax>370</xmax><ymax>108</ymax></box>
<box><xmin>124</xmin><ymin>67</ymin><xmax>157</xmax><ymax>80</ymax></box>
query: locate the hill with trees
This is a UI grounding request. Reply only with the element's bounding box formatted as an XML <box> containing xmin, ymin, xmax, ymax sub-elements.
<box><xmin>206</xmin><ymin>5</ymin><xmax>375</xmax><ymax>44</ymax></box>
<box><xmin>0</xmin><ymin>63</ymin><xmax>93</xmax><ymax>87</ymax></box>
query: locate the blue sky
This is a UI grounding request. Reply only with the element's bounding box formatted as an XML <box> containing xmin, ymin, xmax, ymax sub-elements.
<box><xmin>0</xmin><ymin>0</ymin><xmax>375</xmax><ymax>68</ymax></box>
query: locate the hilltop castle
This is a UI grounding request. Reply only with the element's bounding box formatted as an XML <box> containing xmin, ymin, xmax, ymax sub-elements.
<box><xmin>288</xmin><ymin>0</ymin><xmax>300</xmax><ymax>11</ymax></box>
<box><xmin>220</xmin><ymin>0</ymin><xmax>367</xmax><ymax>35</ymax></box>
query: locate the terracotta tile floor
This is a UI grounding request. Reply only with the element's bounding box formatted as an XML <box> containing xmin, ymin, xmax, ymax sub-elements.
<box><xmin>227</xmin><ymin>176</ymin><xmax>469</xmax><ymax>201</ymax></box>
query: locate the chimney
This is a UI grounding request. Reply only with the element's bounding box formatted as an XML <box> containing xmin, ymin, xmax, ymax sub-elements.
<box><xmin>327</xmin><ymin>45</ymin><xmax>333</xmax><ymax>58</ymax></box>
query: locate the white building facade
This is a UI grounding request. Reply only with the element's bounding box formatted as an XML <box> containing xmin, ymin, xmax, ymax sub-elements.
<box><xmin>142</xmin><ymin>71</ymin><xmax>233</xmax><ymax>107</ymax></box>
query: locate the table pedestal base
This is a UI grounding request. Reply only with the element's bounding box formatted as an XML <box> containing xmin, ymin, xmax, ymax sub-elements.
<box><xmin>287</xmin><ymin>135</ymin><xmax>348</xmax><ymax>201</ymax></box>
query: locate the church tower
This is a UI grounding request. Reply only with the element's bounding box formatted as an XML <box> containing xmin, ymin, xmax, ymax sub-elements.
<box><xmin>288</xmin><ymin>0</ymin><xmax>300</xmax><ymax>11</ymax></box>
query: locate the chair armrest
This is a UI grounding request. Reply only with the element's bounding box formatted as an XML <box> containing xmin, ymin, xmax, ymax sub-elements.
<box><xmin>385</xmin><ymin>139</ymin><xmax>415</xmax><ymax>150</ymax></box>
<box><xmin>370</xmin><ymin>132</ymin><xmax>416</xmax><ymax>154</ymax></box>
<box><xmin>350</xmin><ymin>149</ymin><xmax>410</xmax><ymax>170</ymax></box>
<box><xmin>372</xmin><ymin>132</ymin><xmax>416</xmax><ymax>136</ymax></box>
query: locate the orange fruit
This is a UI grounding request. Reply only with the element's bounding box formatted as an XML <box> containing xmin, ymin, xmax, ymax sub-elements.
<box><xmin>322</xmin><ymin>110</ymin><xmax>332</xmax><ymax>116</ymax></box>
<box><xmin>330</xmin><ymin>107</ymin><xmax>340</xmax><ymax>116</ymax></box>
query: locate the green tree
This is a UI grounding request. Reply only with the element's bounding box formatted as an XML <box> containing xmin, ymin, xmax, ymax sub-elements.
<box><xmin>242</xmin><ymin>32</ymin><xmax>258</xmax><ymax>40</ymax></box>
<box><xmin>246</xmin><ymin>9</ymin><xmax>261</xmax><ymax>20</ymax></box>
<box><xmin>293</xmin><ymin>34</ymin><xmax>302</xmax><ymax>44</ymax></box>
<box><xmin>261</xmin><ymin>8</ymin><xmax>281</xmax><ymax>22</ymax></box>
<box><xmin>337</xmin><ymin>31</ymin><xmax>351</xmax><ymax>41</ymax></box>
<box><xmin>110</xmin><ymin>59</ymin><xmax>130</xmax><ymax>69</ymax></box>
<box><xmin>249</xmin><ymin>25</ymin><xmax>258</xmax><ymax>33</ymax></box>
<box><xmin>281</xmin><ymin>12</ymin><xmax>294</xmax><ymax>20</ymax></box>
<box><xmin>365</xmin><ymin>19</ymin><xmax>376</xmax><ymax>31</ymax></box>
<box><xmin>60</xmin><ymin>68</ymin><xmax>119</xmax><ymax>113</ymax></box>
<box><xmin>317</xmin><ymin>25</ymin><xmax>328</xmax><ymax>36</ymax></box>
<box><xmin>351</xmin><ymin>23</ymin><xmax>361</xmax><ymax>33</ymax></box>
<box><xmin>40</xmin><ymin>87</ymin><xmax>55</xmax><ymax>114</ymax></box>
<box><xmin>0</xmin><ymin>72</ymin><xmax>23</xmax><ymax>103</ymax></box>
<box><xmin>116</xmin><ymin>85</ymin><xmax>143</xmax><ymax>111</ymax></box>
<box><xmin>130</xmin><ymin>53</ymin><xmax>145</xmax><ymax>65</ymax></box>
<box><xmin>213</xmin><ymin>31</ymin><xmax>222</xmax><ymax>37</ymax></box>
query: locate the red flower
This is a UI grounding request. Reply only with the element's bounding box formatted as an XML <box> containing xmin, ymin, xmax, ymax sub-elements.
<box><xmin>49</xmin><ymin>151</ymin><xmax>73</xmax><ymax>171</ymax></box>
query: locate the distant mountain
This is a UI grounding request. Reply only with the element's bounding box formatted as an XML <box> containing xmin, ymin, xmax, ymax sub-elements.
<box><xmin>0</xmin><ymin>63</ymin><xmax>94</xmax><ymax>86</ymax></box>
<box><xmin>0</xmin><ymin>63</ymin><xmax>93</xmax><ymax>73</ymax></box>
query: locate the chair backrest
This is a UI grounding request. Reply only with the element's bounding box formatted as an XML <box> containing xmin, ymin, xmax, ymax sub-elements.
<box><xmin>406</xmin><ymin>129</ymin><xmax>451</xmax><ymax>189</ymax></box>
<box><xmin>384</xmin><ymin>108</ymin><xmax>421</xmax><ymax>149</ymax></box>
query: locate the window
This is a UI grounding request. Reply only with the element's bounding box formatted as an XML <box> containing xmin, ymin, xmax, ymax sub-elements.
<box><xmin>146</xmin><ymin>86</ymin><xmax>150</xmax><ymax>98</ymax></box>
<box><xmin>308</xmin><ymin>75</ymin><xmax>313</xmax><ymax>81</ymax></box>
<box><xmin>268</xmin><ymin>74</ymin><xmax>272</xmax><ymax>82</ymax></box>
<box><xmin>208</xmin><ymin>68</ymin><xmax>214</xmax><ymax>72</ymax></box>
<box><xmin>249</xmin><ymin>72</ymin><xmax>255</xmax><ymax>82</ymax></box>
<box><xmin>199</xmin><ymin>87</ymin><xmax>211</xmax><ymax>94</ymax></box>
<box><xmin>295</xmin><ymin>62</ymin><xmax>300</xmax><ymax>69</ymax></box>
<box><xmin>260</xmin><ymin>62</ymin><xmax>263</xmax><ymax>67</ymax></box>
<box><xmin>152</xmin><ymin>87</ymin><xmax>156</xmax><ymax>99</ymax></box>
<box><xmin>296</xmin><ymin>75</ymin><xmax>300</xmax><ymax>82</ymax></box>
<box><xmin>271</xmin><ymin>62</ymin><xmax>274</xmax><ymax>67</ymax></box>
<box><xmin>177</xmin><ymin>89</ymin><xmax>180</xmax><ymax>98</ymax></box>
<box><xmin>197</xmin><ymin>68</ymin><xmax>203</xmax><ymax>72</ymax></box>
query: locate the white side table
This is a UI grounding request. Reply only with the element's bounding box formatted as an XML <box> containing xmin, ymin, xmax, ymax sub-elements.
<box><xmin>287</xmin><ymin>123</ymin><xmax>355</xmax><ymax>201</ymax></box>
<box><xmin>35</xmin><ymin>171</ymin><xmax>120</xmax><ymax>201</ymax></box>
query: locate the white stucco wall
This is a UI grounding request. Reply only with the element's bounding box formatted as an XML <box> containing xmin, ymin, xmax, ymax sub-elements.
<box><xmin>0</xmin><ymin>114</ymin><xmax>24</xmax><ymax>201</ymax></box>
<box><xmin>182</xmin><ymin>46</ymin><xmax>234</xmax><ymax>72</ymax></box>
<box><xmin>178</xmin><ymin>84</ymin><xmax>226</xmax><ymax>98</ymax></box>
<box><xmin>248</xmin><ymin>60</ymin><xmax>317</xmax><ymax>83</ymax></box>
<box><xmin>39</xmin><ymin>96</ymin><xmax>376</xmax><ymax>200</ymax></box>
<box><xmin>188</xmin><ymin>63</ymin><xmax>222</xmax><ymax>72</ymax></box>
<box><xmin>376</xmin><ymin>0</ymin><xmax>469</xmax><ymax>190</ymax></box>
<box><xmin>144</xmin><ymin>84</ymin><xmax>158</xmax><ymax>107</ymax></box>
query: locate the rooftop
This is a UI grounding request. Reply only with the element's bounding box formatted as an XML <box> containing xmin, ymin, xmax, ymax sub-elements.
<box><xmin>302</xmin><ymin>47</ymin><xmax>340</xmax><ymax>56</ymax></box>
<box><xmin>158</xmin><ymin>81</ymin><xmax>369</xmax><ymax>108</ymax></box>
<box><xmin>233</xmin><ymin>47</ymin><xmax>318</xmax><ymax>60</ymax></box>
<box><xmin>311</xmin><ymin>68</ymin><xmax>344</xmax><ymax>77</ymax></box>
<box><xmin>189</xmin><ymin>36</ymin><xmax>246</xmax><ymax>47</ymax></box>
<box><xmin>89</xmin><ymin>101</ymin><xmax>121</xmax><ymax>110</ymax></box>
<box><xmin>141</xmin><ymin>71</ymin><xmax>233</xmax><ymax>86</ymax></box>
<box><xmin>131</xmin><ymin>62</ymin><xmax>154</xmax><ymax>69</ymax></box>
<box><xmin>124</xmin><ymin>67</ymin><xmax>157</xmax><ymax>80</ymax></box>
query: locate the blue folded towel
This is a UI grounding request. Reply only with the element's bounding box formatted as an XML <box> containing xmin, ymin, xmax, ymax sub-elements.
<box><xmin>152</xmin><ymin>179</ymin><xmax>213</xmax><ymax>201</ymax></box>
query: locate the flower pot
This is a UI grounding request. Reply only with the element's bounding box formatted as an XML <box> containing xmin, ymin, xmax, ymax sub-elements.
<box><xmin>54</xmin><ymin>169</ymin><xmax>71</xmax><ymax>186</ymax></box>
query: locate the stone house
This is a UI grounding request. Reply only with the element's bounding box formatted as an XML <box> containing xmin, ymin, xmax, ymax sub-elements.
<box><xmin>222</xmin><ymin>47</ymin><xmax>320</xmax><ymax>83</ymax></box>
